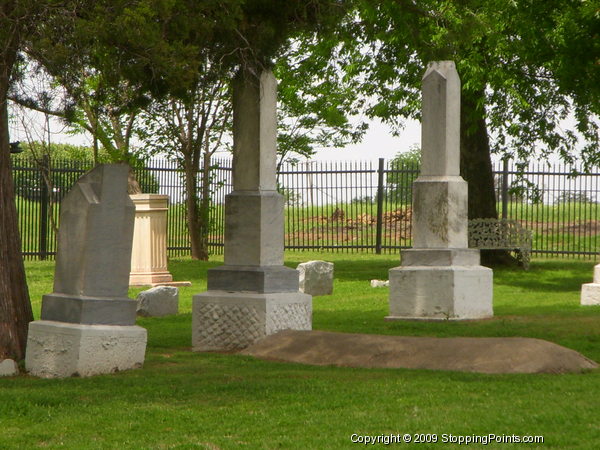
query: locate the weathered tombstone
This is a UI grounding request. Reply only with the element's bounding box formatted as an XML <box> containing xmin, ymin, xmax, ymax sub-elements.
<box><xmin>580</xmin><ymin>264</ymin><xmax>600</xmax><ymax>305</ymax></box>
<box><xmin>0</xmin><ymin>359</ymin><xmax>18</xmax><ymax>377</ymax></box>
<box><xmin>387</xmin><ymin>61</ymin><xmax>493</xmax><ymax>320</ymax></box>
<box><xmin>25</xmin><ymin>164</ymin><xmax>147</xmax><ymax>378</ymax></box>
<box><xmin>192</xmin><ymin>69</ymin><xmax>311</xmax><ymax>351</ymax></box>
<box><xmin>297</xmin><ymin>261</ymin><xmax>334</xmax><ymax>296</ymax></box>
<box><xmin>136</xmin><ymin>286</ymin><xmax>179</xmax><ymax>317</ymax></box>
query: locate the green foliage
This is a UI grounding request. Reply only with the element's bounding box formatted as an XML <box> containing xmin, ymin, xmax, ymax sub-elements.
<box><xmin>338</xmin><ymin>0</ymin><xmax>599</xmax><ymax>165</ymax></box>
<box><xmin>11</xmin><ymin>142</ymin><xmax>158</xmax><ymax>201</ymax></box>
<box><xmin>386</xmin><ymin>146</ymin><xmax>420</xmax><ymax>203</ymax></box>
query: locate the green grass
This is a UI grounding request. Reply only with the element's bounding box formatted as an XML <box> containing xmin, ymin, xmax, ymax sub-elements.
<box><xmin>2</xmin><ymin>253</ymin><xmax>599</xmax><ymax>448</ymax></box>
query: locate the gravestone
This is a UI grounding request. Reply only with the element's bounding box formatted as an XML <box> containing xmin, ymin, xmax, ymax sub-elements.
<box><xmin>137</xmin><ymin>286</ymin><xmax>179</xmax><ymax>317</ymax></box>
<box><xmin>298</xmin><ymin>261</ymin><xmax>334</xmax><ymax>296</ymax></box>
<box><xmin>580</xmin><ymin>264</ymin><xmax>600</xmax><ymax>305</ymax></box>
<box><xmin>192</xmin><ymin>69</ymin><xmax>311</xmax><ymax>351</ymax></box>
<box><xmin>0</xmin><ymin>359</ymin><xmax>18</xmax><ymax>377</ymax></box>
<box><xmin>25</xmin><ymin>164</ymin><xmax>147</xmax><ymax>378</ymax></box>
<box><xmin>387</xmin><ymin>61</ymin><xmax>493</xmax><ymax>320</ymax></box>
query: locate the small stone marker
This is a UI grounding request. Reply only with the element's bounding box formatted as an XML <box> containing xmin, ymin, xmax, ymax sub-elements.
<box><xmin>0</xmin><ymin>359</ymin><xmax>18</xmax><ymax>377</ymax></box>
<box><xmin>580</xmin><ymin>264</ymin><xmax>600</xmax><ymax>305</ymax></box>
<box><xmin>137</xmin><ymin>286</ymin><xmax>179</xmax><ymax>317</ymax></box>
<box><xmin>387</xmin><ymin>61</ymin><xmax>493</xmax><ymax>320</ymax></box>
<box><xmin>370</xmin><ymin>280</ymin><xmax>389</xmax><ymax>288</ymax></box>
<box><xmin>25</xmin><ymin>164</ymin><xmax>147</xmax><ymax>378</ymax></box>
<box><xmin>298</xmin><ymin>261</ymin><xmax>334</xmax><ymax>296</ymax></box>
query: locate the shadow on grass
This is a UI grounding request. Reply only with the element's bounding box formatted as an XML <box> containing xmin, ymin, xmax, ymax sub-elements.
<box><xmin>284</xmin><ymin>257</ymin><xmax>397</xmax><ymax>282</ymax></box>
<box><xmin>492</xmin><ymin>260</ymin><xmax>595</xmax><ymax>293</ymax></box>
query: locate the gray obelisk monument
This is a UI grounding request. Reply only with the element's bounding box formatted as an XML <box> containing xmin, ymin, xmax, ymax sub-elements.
<box><xmin>25</xmin><ymin>164</ymin><xmax>147</xmax><ymax>377</ymax></box>
<box><xmin>387</xmin><ymin>61</ymin><xmax>493</xmax><ymax>320</ymax></box>
<box><xmin>192</xmin><ymin>69</ymin><xmax>311</xmax><ymax>350</ymax></box>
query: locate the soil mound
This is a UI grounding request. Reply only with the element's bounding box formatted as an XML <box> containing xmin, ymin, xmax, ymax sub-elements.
<box><xmin>241</xmin><ymin>330</ymin><xmax>598</xmax><ymax>374</ymax></box>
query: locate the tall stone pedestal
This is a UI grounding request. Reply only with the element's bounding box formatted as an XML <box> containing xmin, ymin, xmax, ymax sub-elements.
<box><xmin>192</xmin><ymin>69</ymin><xmax>311</xmax><ymax>351</ymax></box>
<box><xmin>387</xmin><ymin>61</ymin><xmax>493</xmax><ymax>321</ymax></box>
<box><xmin>25</xmin><ymin>165</ymin><xmax>147</xmax><ymax>378</ymax></box>
<box><xmin>129</xmin><ymin>194</ymin><xmax>175</xmax><ymax>286</ymax></box>
<box><xmin>580</xmin><ymin>264</ymin><xmax>600</xmax><ymax>305</ymax></box>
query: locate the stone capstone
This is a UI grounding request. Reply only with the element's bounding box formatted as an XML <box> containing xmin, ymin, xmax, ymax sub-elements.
<box><xmin>136</xmin><ymin>286</ymin><xmax>179</xmax><ymax>317</ymax></box>
<box><xmin>297</xmin><ymin>261</ymin><xmax>334</xmax><ymax>296</ymax></box>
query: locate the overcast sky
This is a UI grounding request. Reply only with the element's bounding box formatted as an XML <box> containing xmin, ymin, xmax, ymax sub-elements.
<box><xmin>310</xmin><ymin>118</ymin><xmax>421</xmax><ymax>163</ymax></box>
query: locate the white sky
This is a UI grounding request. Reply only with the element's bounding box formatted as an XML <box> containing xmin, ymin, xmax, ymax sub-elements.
<box><xmin>311</xmin><ymin>118</ymin><xmax>422</xmax><ymax>163</ymax></box>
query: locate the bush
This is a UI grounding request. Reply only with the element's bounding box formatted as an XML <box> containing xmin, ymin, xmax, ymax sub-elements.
<box><xmin>386</xmin><ymin>146</ymin><xmax>420</xmax><ymax>203</ymax></box>
<box><xmin>11</xmin><ymin>142</ymin><xmax>159</xmax><ymax>200</ymax></box>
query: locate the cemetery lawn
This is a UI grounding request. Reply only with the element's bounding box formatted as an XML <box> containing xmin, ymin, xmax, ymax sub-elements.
<box><xmin>2</xmin><ymin>253</ymin><xmax>599</xmax><ymax>449</ymax></box>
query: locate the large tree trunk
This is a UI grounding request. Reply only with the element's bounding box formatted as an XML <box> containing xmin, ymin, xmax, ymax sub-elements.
<box><xmin>0</xmin><ymin>69</ymin><xmax>34</xmax><ymax>362</ymax></box>
<box><xmin>197</xmin><ymin>151</ymin><xmax>213</xmax><ymax>260</ymax></box>
<box><xmin>460</xmin><ymin>89</ymin><xmax>518</xmax><ymax>267</ymax></box>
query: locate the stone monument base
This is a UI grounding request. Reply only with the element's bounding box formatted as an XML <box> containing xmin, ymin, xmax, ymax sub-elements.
<box><xmin>25</xmin><ymin>321</ymin><xmax>147</xmax><ymax>378</ymax></box>
<box><xmin>581</xmin><ymin>283</ymin><xmax>600</xmax><ymax>305</ymax></box>
<box><xmin>192</xmin><ymin>291</ymin><xmax>312</xmax><ymax>351</ymax></box>
<box><xmin>387</xmin><ymin>249</ymin><xmax>493</xmax><ymax>320</ymax></box>
<box><xmin>129</xmin><ymin>271</ymin><xmax>174</xmax><ymax>286</ymax></box>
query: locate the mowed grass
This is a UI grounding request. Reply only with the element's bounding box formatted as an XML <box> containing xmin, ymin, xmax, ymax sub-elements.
<box><xmin>1</xmin><ymin>252</ymin><xmax>599</xmax><ymax>449</ymax></box>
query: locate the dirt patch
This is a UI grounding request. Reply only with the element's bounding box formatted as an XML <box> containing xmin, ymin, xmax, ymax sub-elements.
<box><xmin>241</xmin><ymin>330</ymin><xmax>598</xmax><ymax>374</ymax></box>
<box><xmin>561</xmin><ymin>220</ymin><xmax>600</xmax><ymax>236</ymax></box>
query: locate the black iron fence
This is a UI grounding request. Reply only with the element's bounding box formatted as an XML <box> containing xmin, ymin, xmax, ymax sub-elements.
<box><xmin>11</xmin><ymin>155</ymin><xmax>600</xmax><ymax>260</ymax></box>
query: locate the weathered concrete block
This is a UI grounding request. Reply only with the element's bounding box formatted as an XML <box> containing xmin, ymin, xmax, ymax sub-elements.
<box><xmin>0</xmin><ymin>359</ymin><xmax>18</xmax><ymax>377</ymax></box>
<box><xmin>136</xmin><ymin>286</ymin><xmax>179</xmax><ymax>317</ymax></box>
<box><xmin>224</xmin><ymin>192</ymin><xmax>284</xmax><ymax>267</ymax></box>
<box><xmin>25</xmin><ymin>321</ymin><xmax>147</xmax><ymax>378</ymax></box>
<box><xmin>581</xmin><ymin>283</ymin><xmax>600</xmax><ymax>305</ymax></box>
<box><xmin>387</xmin><ymin>265</ymin><xmax>493</xmax><ymax>320</ymax></box>
<box><xmin>208</xmin><ymin>265</ymin><xmax>299</xmax><ymax>293</ymax></box>
<box><xmin>412</xmin><ymin>178</ymin><xmax>468</xmax><ymax>249</ymax></box>
<box><xmin>297</xmin><ymin>260</ymin><xmax>334</xmax><ymax>296</ymax></box>
<box><xmin>192</xmin><ymin>291</ymin><xmax>312</xmax><ymax>351</ymax></box>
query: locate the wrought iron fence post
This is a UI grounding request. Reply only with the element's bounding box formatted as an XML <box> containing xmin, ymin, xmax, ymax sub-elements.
<box><xmin>39</xmin><ymin>154</ymin><xmax>49</xmax><ymax>260</ymax></box>
<box><xmin>501</xmin><ymin>158</ymin><xmax>509</xmax><ymax>220</ymax></box>
<box><xmin>375</xmin><ymin>158</ymin><xmax>385</xmax><ymax>254</ymax></box>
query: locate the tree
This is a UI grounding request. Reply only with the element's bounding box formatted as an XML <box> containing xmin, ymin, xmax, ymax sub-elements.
<box><xmin>332</xmin><ymin>0</ymin><xmax>599</xmax><ymax>264</ymax></box>
<box><xmin>0</xmin><ymin>0</ymin><xmax>54</xmax><ymax>362</ymax></box>
<box><xmin>386</xmin><ymin>146</ymin><xmax>421</xmax><ymax>203</ymax></box>
<box><xmin>139</xmin><ymin>70</ymin><xmax>232</xmax><ymax>260</ymax></box>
